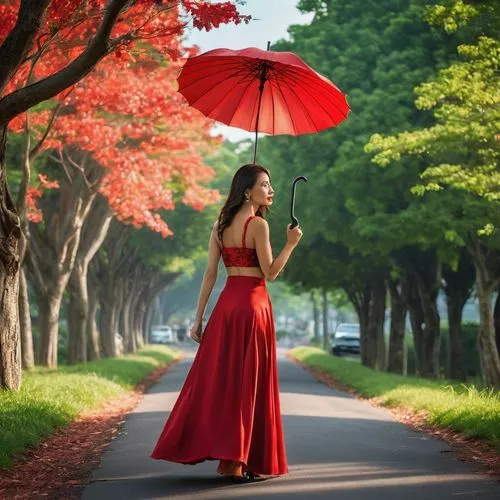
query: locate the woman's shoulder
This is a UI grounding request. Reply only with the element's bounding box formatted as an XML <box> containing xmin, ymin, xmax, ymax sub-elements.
<box><xmin>249</xmin><ymin>215</ymin><xmax>268</xmax><ymax>231</ymax></box>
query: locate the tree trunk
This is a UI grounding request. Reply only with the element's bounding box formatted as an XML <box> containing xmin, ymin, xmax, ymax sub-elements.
<box><xmin>122</xmin><ymin>283</ymin><xmax>136</xmax><ymax>354</ymax></box>
<box><xmin>128</xmin><ymin>275</ymin><xmax>142</xmax><ymax>353</ymax></box>
<box><xmin>387</xmin><ymin>276</ymin><xmax>408</xmax><ymax>375</ymax></box>
<box><xmin>321</xmin><ymin>287</ymin><xmax>329</xmax><ymax>351</ymax></box>
<box><xmin>87</xmin><ymin>257</ymin><xmax>104</xmax><ymax>360</ymax></box>
<box><xmin>407</xmin><ymin>278</ymin><xmax>424</xmax><ymax>376</ymax></box>
<box><xmin>446</xmin><ymin>296</ymin><xmax>464</xmax><ymax>380</ymax></box>
<box><xmin>311</xmin><ymin>290</ymin><xmax>320</xmax><ymax>343</ymax></box>
<box><xmin>37</xmin><ymin>291</ymin><xmax>64</xmax><ymax>367</ymax></box>
<box><xmin>136</xmin><ymin>286</ymin><xmax>151</xmax><ymax>348</ymax></box>
<box><xmin>471</xmin><ymin>243</ymin><xmax>500</xmax><ymax>388</ymax></box>
<box><xmin>87</xmin><ymin>289</ymin><xmax>100</xmax><ymax>361</ymax></box>
<box><xmin>67</xmin><ymin>263</ymin><xmax>87</xmax><ymax>364</ymax></box>
<box><xmin>29</xmin><ymin>256</ymin><xmax>79</xmax><ymax>368</ymax></box>
<box><xmin>346</xmin><ymin>283</ymin><xmax>370</xmax><ymax>364</ymax></box>
<box><xmin>0</xmin><ymin>124</ymin><xmax>21</xmax><ymax>390</ymax></box>
<box><xmin>155</xmin><ymin>295</ymin><xmax>164</xmax><ymax>326</ymax></box>
<box><xmin>99</xmin><ymin>280</ymin><xmax>119</xmax><ymax>358</ymax></box>
<box><xmin>366</xmin><ymin>275</ymin><xmax>386</xmax><ymax>370</ymax></box>
<box><xmin>27</xmin><ymin>151</ymin><xmax>104</xmax><ymax>367</ymax></box>
<box><xmin>446</xmin><ymin>295</ymin><xmax>465</xmax><ymax>381</ymax></box>
<box><xmin>442</xmin><ymin>252</ymin><xmax>475</xmax><ymax>381</ymax></box>
<box><xmin>134</xmin><ymin>295</ymin><xmax>146</xmax><ymax>349</ymax></box>
<box><xmin>494</xmin><ymin>291</ymin><xmax>500</xmax><ymax>359</ymax></box>
<box><xmin>404</xmin><ymin>250</ymin><xmax>441</xmax><ymax>379</ymax></box>
<box><xmin>16</xmin><ymin>66</ymin><xmax>39</xmax><ymax>372</ymax></box>
<box><xmin>19</xmin><ymin>266</ymin><xmax>34</xmax><ymax>370</ymax></box>
<box><xmin>69</xmin><ymin>195</ymin><xmax>111</xmax><ymax>362</ymax></box>
<box><xmin>144</xmin><ymin>298</ymin><xmax>155</xmax><ymax>345</ymax></box>
<box><xmin>476</xmin><ymin>276</ymin><xmax>500</xmax><ymax>387</ymax></box>
<box><xmin>417</xmin><ymin>281</ymin><xmax>441</xmax><ymax>378</ymax></box>
<box><xmin>67</xmin><ymin>197</ymin><xmax>111</xmax><ymax>364</ymax></box>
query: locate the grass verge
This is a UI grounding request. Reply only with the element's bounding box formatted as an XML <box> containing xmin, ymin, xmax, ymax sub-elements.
<box><xmin>289</xmin><ymin>346</ymin><xmax>500</xmax><ymax>451</ymax></box>
<box><xmin>0</xmin><ymin>345</ymin><xmax>179</xmax><ymax>469</ymax></box>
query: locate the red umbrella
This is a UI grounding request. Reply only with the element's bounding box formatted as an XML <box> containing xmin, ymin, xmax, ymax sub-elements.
<box><xmin>177</xmin><ymin>43</ymin><xmax>350</xmax><ymax>163</ymax></box>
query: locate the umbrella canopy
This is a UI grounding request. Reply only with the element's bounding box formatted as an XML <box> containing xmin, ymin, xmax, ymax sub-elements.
<box><xmin>176</xmin><ymin>47</ymin><xmax>350</xmax><ymax>137</ymax></box>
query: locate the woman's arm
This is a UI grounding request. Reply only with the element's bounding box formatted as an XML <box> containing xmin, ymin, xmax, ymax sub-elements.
<box><xmin>190</xmin><ymin>223</ymin><xmax>221</xmax><ymax>343</ymax></box>
<box><xmin>254</xmin><ymin>218</ymin><xmax>302</xmax><ymax>282</ymax></box>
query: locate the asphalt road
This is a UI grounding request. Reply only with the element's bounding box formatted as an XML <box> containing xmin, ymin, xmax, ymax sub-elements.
<box><xmin>82</xmin><ymin>345</ymin><xmax>500</xmax><ymax>499</ymax></box>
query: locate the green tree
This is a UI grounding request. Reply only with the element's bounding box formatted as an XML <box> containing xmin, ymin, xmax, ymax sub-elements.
<box><xmin>366</xmin><ymin>36</ymin><xmax>499</xmax><ymax>202</ymax></box>
<box><xmin>365</xmin><ymin>1</ymin><xmax>500</xmax><ymax>387</ymax></box>
<box><xmin>259</xmin><ymin>0</ymin><xmax>458</xmax><ymax>374</ymax></box>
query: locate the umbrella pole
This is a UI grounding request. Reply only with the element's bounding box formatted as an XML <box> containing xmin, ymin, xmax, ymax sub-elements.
<box><xmin>253</xmin><ymin>74</ymin><xmax>265</xmax><ymax>164</ymax></box>
<box><xmin>253</xmin><ymin>42</ymin><xmax>271</xmax><ymax>165</ymax></box>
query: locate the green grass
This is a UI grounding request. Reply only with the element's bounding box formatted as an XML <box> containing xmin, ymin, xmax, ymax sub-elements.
<box><xmin>289</xmin><ymin>346</ymin><xmax>500</xmax><ymax>450</ymax></box>
<box><xmin>0</xmin><ymin>345</ymin><xmax>179</xmax><ymax>469</ymax></box>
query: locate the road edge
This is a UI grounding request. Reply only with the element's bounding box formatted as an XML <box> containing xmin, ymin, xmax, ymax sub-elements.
<box><xmin>0</xmin><ymin>354</ymin><xmax>184</xmax><ymax>500</ymax></box>
<box><xmin>286</xmin><ymin>350</ymin><xmax>500</xmax><ymax>480</ymax></box>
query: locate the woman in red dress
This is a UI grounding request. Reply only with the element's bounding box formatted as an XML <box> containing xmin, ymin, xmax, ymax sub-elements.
<box><xmin>150</xmin><ymin>164</ymin><xmax>303</xmax><ymax>482</ymax></box>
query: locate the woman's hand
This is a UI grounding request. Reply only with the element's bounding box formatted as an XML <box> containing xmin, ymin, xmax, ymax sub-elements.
<box><xmin>287</xmin><ymin>224</ymin><xmax>303</xmax><ymax>247</ymax></box>
<box><xmin>190</xmin><ymin>321</ymin><xmax>203</xmax><ymax>344</ymax></box>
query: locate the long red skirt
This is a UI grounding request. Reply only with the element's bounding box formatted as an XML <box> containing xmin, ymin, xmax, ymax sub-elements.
<box><xmin>150</xmin><ymin>276</ymin><xmax>288</xmax><ymax>476</ymax></box>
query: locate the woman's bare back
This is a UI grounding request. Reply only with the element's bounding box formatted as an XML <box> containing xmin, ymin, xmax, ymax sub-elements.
<box><xmin>220</xmin><ymin>213</ymin><xmax>264</xmax><ymax>278</ymax></box>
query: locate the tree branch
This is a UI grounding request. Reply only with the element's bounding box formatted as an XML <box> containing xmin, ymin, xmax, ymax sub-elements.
<box><xmin>0</xmin><ymin>0</ymin><xmax>51</xmax><ymax>94</ymax></box>
<box><xmin>16</xmin><ymin>117</ymin><xmax>31</xmax><ymax>217</ymax></box>
<box><xmin>0</xmin><ymin>0</ymin><xmax>130</xmax><ymax>125</ymax></box>
<box><xmin>78</xmin><ymin>196</ymin><xmax>112</xmax><ymax>265</ymax></box>
<box><xmin>30</xmin><ymin>101</ymin><xmax>65</xmax><ymax>159</ymax></box>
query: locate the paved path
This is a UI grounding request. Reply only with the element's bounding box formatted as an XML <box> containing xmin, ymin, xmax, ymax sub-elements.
<box><xmin>83</xmin><ymin>345</ymin><xmax>500</xmax><ymax>499</ymax></box>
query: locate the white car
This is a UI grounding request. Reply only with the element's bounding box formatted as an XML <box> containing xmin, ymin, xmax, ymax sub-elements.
<box><xmin>150</xmin><ymin>325</ymin><xmax>176</xmax><ymax>344</ymax></box>
<box><xmin>331</xmin><ymin>323</ymin><xmax>361</xmax><ymax>356</ymax></box>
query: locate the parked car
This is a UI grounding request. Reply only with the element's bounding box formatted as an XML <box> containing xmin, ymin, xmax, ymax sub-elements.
<box><xmin>150</xmin><ymin>325</ymin><xmax>176</xmax><ymax>344</ymax></box>
<box><xmin>176</xmin><ymin>326</ymin><xmax>188</xmax><ymax>342</ymax></box>
<box><xmin>331</xmin><ymin>323</ymin><xmax>360</xmax><ymax>356</ymax></box>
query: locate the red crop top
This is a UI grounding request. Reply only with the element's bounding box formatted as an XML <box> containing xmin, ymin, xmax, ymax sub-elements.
<box><xmin>221</xmin><ymin>216</ymin><xmax>260</xmax><ymax>268</ymax></box>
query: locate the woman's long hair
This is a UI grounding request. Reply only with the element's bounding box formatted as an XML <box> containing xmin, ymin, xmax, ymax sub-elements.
<box><xmin>217</xmin><ymin>164</ymin><xmax>271</xmax><ymax>242</ymax></box>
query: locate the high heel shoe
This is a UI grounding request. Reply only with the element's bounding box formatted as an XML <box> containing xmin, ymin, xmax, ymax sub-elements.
<box><xmin>230</xmin><ymin>470</ymin><xmax>261</xmax><ymax>483</ymax></box>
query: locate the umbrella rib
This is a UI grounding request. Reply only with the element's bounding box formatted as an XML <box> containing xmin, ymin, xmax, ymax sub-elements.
<box><xmin>277</xmin><ymin>75</ymin><xmax>344</xmax><ymax>129</ymax></box>
<box><xmin>277</xmin><ymin>67</ymin><xmax>349</xmax><ymax>121</ymax></box>
<box><xmin>178</xmin><ymin>58</ymin><xmax>263</xmax><ymax>92</ymax></box>
<box><xmin>179</xmin><ymin>65</ymin><xmax>256</xmax><ymax>97</ymax></box>
<box><xmin>200</xmin><ymin>70</ymin><xmax>260</xmax><ymax>128</ymax></box>
<box><xmin>274</xmin><ymin>75</ymin><xmax>321</xmax><ymax>132</ymax></box>
<box><xmin>270</xmin><ymin>79</ymin><xmax>276</xmax><ymax>134</ymax></box>
<box><xmin>272</xmin><ymin>76</ymin><xmax>299</xmax><ymax>135</ymax></box>
<box><xmin>181</xmin><ymin>60</ymin><xmax>271</xmax><ymax>131</ymax></box>
<box><xmin>186</xmin><ymin>67</ymin><xmax>260</xmax><ymax>110</ymax></box>
<box><xmin>224</xmin><ymin>76</ymin><xmax>261</xmax><ymax>130</ymax></box>
<box><xmin>273</xmin><ymin>64</ymin><xmax>347</xmax><ymax>112</ymax></box>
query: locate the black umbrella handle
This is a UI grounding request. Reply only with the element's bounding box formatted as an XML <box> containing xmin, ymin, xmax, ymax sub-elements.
<box><xmin>290</xmin><ymin>176</ymin><xmax>308</xmax><ymax>229</ymax></box>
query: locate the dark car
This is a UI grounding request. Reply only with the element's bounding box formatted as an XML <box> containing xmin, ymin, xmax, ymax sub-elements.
<box><xmin>177</xmin><ymin>326</ymin><xmax>188</xmax><ymax>342</ymax></box>
<box><xmin>331</xmin><ymin>323</ymin><xmax>360</xmax><ymax>356</ymax></box>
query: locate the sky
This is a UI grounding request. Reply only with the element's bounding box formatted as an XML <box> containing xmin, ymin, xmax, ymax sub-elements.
<box><xmin>183</xmin><ymin>1</ymin><xmax>314</xmax><ymax>142</ymax></box>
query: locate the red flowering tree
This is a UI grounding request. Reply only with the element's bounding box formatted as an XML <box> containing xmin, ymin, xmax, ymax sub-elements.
<box><xmin>19</xmin><ymin>55</ymin><xmax>222</xmax><ymax>366</ymax></box>
<box><xmin>0</xmin><ymin>0</ymin><xmax>249</xmax><ymax>389</ymax></box>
